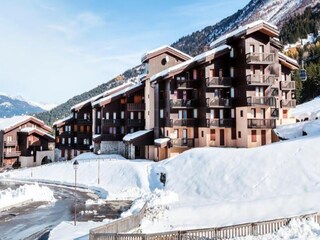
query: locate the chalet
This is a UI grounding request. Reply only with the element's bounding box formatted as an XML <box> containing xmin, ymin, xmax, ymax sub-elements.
<box><xmin>0</xmin><ymin>116</ymin><xmax>54</xmax><ymax>169</ymax></box>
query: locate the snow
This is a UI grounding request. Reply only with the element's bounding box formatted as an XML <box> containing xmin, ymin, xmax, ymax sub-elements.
<box><xmin>0</xmin><ymin>183</ymin><xmax>55</xmax><ymax>210</ymax></box>
<box><xmin>123</xmin><ymin>130</ymin><xmax>152</xmax><ymax>141</ymax></box>
<box><xmin>278</xmin><ymin>52</ymin><xmax>299</xmax><ymax>66</ymax></box>
<box><xmin>154</xmin><ymin>138</ymin><xmax>170</xmax><ymax>145</ymax></box>
<box><xmin>291</xmin><ymin>96</ymin><xmax>320</xmax><ymax>121</ymax></box>
<box><xmin>71</xmin><ymin>82</ymin><xmax>134</xmax><ymax>111</ymax></box>
<box><xmin>20</xmin><ymin>127</ymin><xmax>55</xmax><ymax>139</ymax></box>
<box><xmin>0</xmin><ymin>102</ymin><xmax>13</xmax><ymax>108</ymax></box>
<box><xmin>210</xmin><ymin>20</ymin><xmax>278</xmax><ymax>48</ymax></box>
<box><xmin>0</xmin><ymin>115</ymin><xmax>32</xmax><ymax>130</ymax></box>
<box><xmin>150</xmin><ymin>45</ymin><xmax>231</xmax><ymax>82</ymax></box>
<box><xmin>52</xmin><ymin>115</ymin><xmax>73</xmax><ymax>127</ymax></box>
<box><xmin>234</xmin><ymin>219</ymin><xmax>320</xmax><ymax>240</ymax></box>
<box><xmin>141</xmin><ymin>45</ymin><xmax>192</xmax><ymax>62</ymax></box>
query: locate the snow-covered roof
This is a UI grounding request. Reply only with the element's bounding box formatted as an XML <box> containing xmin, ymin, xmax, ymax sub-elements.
<box><xmin>278</xmin><ymin>52</ymin><xmax>299</xmax><ymax>67</ymax></box>
<box><xmin>52</xmin><ymin>115</ymin><xmax>73</xmax><ymax>127</ymax></box>
<box><xmin>20</xmin><ymin>127</ymin><xmax>55</xmax><ymax>140</ymax></box>
<box><xmin>0</xmin><ymin>115</ymin><xmax>49</xmax><ymax>132</ymax></box>
<box><xmin>93</xmin><ymin>83</ymin><xmax>143</xmax><ymax>107</ymax></box>
<box><xmin>210</xmin><ymin>20</ymin><xmax>278</xmax><ymax>48</ymax></box>
<box><xmin>123</xmin><ymin>130</ymin><xmax>152</xmax><ymax>142</ymax></box>
<box><xmin>154</xmin><ymin>138</ymin><xmax>170</xmax><ymax>145</ymax></box>
<box><xmin>150</xmin><ymin>45</ymin><xmax>231</xmax><ymax>82</ymax></box>
<box><xmin>71</xmin><ymin>82</ymin><xmax>134</xmax><ymax>111</ymax></box>
<box><xmin>141</xmin><ymin>45</ymin><xmax>192</xmax><ymax>62</ymax></box>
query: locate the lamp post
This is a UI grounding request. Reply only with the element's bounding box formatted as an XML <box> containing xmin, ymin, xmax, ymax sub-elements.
<box><xmin>97</xmin><ymin>150</ymin><xmax>101</xmax><ymax>185</ymax></box>
<box><xmin>73</xmin><ymin>159</ymin><xmax>79</xmax><ymax>226</ymax></box>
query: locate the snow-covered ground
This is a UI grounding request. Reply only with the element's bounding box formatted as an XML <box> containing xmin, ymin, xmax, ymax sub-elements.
<box><xmin>0</xmin><ymin>183</ymin><xmax>55</xmax><ymax>210</ymax></box>
<box><xmin>1</xmin><ymin>97</ymin><xmax>320</xmax><ymax>239</ymax></box>
<box><xmin>291</xmin><ymin>96</ymin><xmax>320</xmax><ymax>121</ymax></box>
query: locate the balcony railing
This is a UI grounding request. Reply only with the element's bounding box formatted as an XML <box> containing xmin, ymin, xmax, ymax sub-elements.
<box><xmin>170</xmin><ymin>119</ymin><xmax>196</xmax><ymax>127</ymax></box>
<box><xmin>103</xmin><ymin>119</ymin><xmax>122</xmax><ymax>126</ymax></box>
<box><xmin>171</xmin><ymin>138</ymin><xmax>194</xmax><ymax>147</ymax></box>
<box><xmin>280</xmin><ymin>81</ymin><xmax>295</xmax><ymax>90</ymax></box>
<box><xmin>247</xmin><ymin>96</ymin><xmax>276</xmax><ymax>106</ymax></box>
<box><xmin>246</xmin><ymin>74</ymin><xmax>276</xmax><ymax>85</ymax></box>
<box><xmin>75</xmin><ymin>144</ymin><xmax>91</xmax><ymax>150</ymax></box>
<box><xmin>246</xmin><ymin>52</ymin><xmax>275</xmax><ymax>64</ymax></box>
<box><xmin>4</xmin><ymin>151</ymin><xmax>21</xmax><ymax>158</ymax></box>
<box><xmin>206</xmin><ymin>77</ymin><xmax>232</xmax><ymax>87</ymax></box>
<box><xmin>127</xmin><ymin>103</ymin><xmax>145</xmax><ymax>111</ymax></box>
<box><xmin>170</xmin><ymin>99</ymin><xmax>197</xmax><ymax>108</ymax></box>
<box><xmin>281</xmin><ymin>99</ymin><xmax>296</xmax><ymax>108</ymax></box>
<box><xmin>206</xmin><ymin>98</ymin><xmax>231</xmax><ymax>108</ymax></box>
<box><xmin>4</xmin><ymin>140</ymin><xmax>17</xmax><ymax>147</ymax></box>
<box><xmin>176</xmin><ymin>78</ymin><xmax>198</xmax><ymax>89</ymax></box>
<box><xmin>206</xmin><ymin>119</ymin><xmax>234</xmax><ymax>128</ymax></box>
<box><xmin>127</xmin><ymin>119</ymin><xmax>145</xmax><ymax>127</ymax></box>
<box><xmin>247</xmin><ymin>119</ymin><xmax>276</xmax><ymax>129</ymax></box>
<box><xmin>101</xmin><ymin>134</ymin><xmax>124</xmax><ymax>141</ymax></box>
<box><xmin>77</xmin><ymin>119</ymin><xmax>92</xmax><ymax>125</ymax></box>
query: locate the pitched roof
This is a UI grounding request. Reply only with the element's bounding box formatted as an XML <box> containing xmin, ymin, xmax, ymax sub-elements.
<box><xmin>278</xmin><ymin>52</ymin><xmax>299</xmax><ymax>69</ymax></box>
<box><xmin>19</xmin><ymin>127</ymin><xmax>55</xmax><ymax>141</ymax></box>
<box><xmin>210</xmin><ymin>20</ymin><xmax>279</xmax><ymax>48</ymax></box>
<box><xmin>71</xmin><ymin>82</ymin><xmax>134</xmax><ymax>111</ymax></box>
<box><xmin>52</xmin><ymin>115</ymin><xmax>73</xmax><ymax>127</ymax></box>
<box><xmin>141</xmin><ymin>45</ymin><xmax>192</xmax><ymax>63</ymax></box>
<box><xmin>150</xmin><ymin>45</ymin><xmax>231</xmax><ymax>82</ymax></box>
<box><xmin>0</xmin><ymin>115</ymin><xmax>51</xmax><ymax>133</ymax></box>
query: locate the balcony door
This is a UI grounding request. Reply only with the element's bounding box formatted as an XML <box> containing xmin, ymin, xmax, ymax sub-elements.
<box><xmin>183</xmin><ymin>129</ymin><xmax>187</xmax><ymax>145</ymax></box>
<box><xmin>261</xmin><ymin>130</ymin><xmax>266</xmax><ymax>145</ymax></box>
<box><xmin>220</xmin><ymin>129</ymin><xmax>225</xmax><ymax>146</ymax></box>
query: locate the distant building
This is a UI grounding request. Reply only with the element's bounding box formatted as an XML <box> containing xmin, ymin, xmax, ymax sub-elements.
<box><xmin>0</xmin><ymin>116</ymin><xmax>54</xmax><ymax>169</ymax></box>
<box><xmin>53</xmin><ymin>20</ymin><xmax>299</xmax><ymax>161</ymax></box>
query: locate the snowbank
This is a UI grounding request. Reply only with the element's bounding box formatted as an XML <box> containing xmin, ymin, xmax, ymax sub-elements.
<box><xmin>292</xmin><ymin>96</ymin><xmax>320</xmax><ymax>121</ymax></box>
<box><xmin>0</xmin><ymin>183</ymin><xmax>55</xmax><ymax>210</ymax></box>
<box><xmin>275</xmin><ymin>119</ymin><xmax>320</xmax><ymax>139</ymax></box>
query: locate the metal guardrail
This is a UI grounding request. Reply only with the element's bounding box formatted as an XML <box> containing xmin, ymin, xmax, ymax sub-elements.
<box><xmin>90</xmin><ymin>212</ymin><xmax>320</xmax><ymax>240</ymax></box>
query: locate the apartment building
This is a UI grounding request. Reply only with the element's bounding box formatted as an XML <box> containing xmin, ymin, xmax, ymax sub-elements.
<box><xmin>53</xmin><ymin>20</ymin><xmax>298</xmax><ymax>161</ymax></box>
<box><xmin>0</xmin><ymin>116</ymin><xmax>54</xmax><ymax>168</ymax></box>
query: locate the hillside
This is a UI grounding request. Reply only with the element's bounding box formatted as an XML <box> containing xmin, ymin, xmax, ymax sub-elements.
<box><xmin>0</xmin><ymin>94</ymin><xmax>46</xmax><ymax>117</ymax></box>
<box><xmin>36</xmin><ymin>0</ymin><xmax>318</xmax><ymax>125</ymax></box>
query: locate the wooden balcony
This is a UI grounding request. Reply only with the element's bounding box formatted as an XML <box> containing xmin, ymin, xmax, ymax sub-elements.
<box><xmin>206</xmin><ymin>77</ymin><xmax>232</xmax><ymax>88</ymax></box>
<box><xmin>170</xmin><ymin>99</ymin><xmax>197</xmax><ymax>108</ymax></box>
<box><xmin>4</xmin><ymin>140</ymin><xmax>17</xmax><ymax>147</ymax></box>
<box><xmin>4</xmin><ymin>151</ymin><xmax>21</xmax><ymax>158</ymax></box>
<box><xmin>170</xmin><ymin>119</ymin><xmax>196</xmax><ymax>127</ymax></box>
<box><xmin>246</xmin><ymin>52</ymin><xmax>275</xmax><ymax>64</ymax></box>
<box><xmin>206</xmin><ymin>98</ymin><xmax>231</xmax><ymax>108</ymax></box>
<box><xmin>280</xmin><ymin>81</ymin><xmax>295</xmax><ymax>90</ymax></box>
<box><xmin>247</xmin><ymin>119</ymin><xmax>276</xmax><ymax>129</ymax></box>
<box><xmin>176</xmin><ymin>78</ymin><xmax>198</xmax><ymax>89</ymax></box>
<box><xmin>247</xmin><ymin>96</ymin><xmax>276</xmax><ymax>107</ymax></box>
<box><xmin>127</xmin><ymin>103</ymin><xmax>145</xmax><ymax>111</ymax></box>
<box><xmin>103</xmin><ymin>119</ymin><xmax>122</xmax><ymax>127</ymax></box>
<box><xmin>206</xmin><ymin>118</ymin><xmax>234</xmax><ymax>128</ymax></box>
<box><xmin>127</xmin><ymin>119</ymin><xmax>145</xmax><ymax>127</ymax></box>
<box><xmin>246</xmin><ymin>74</ymin><xmax>276</xmax><ymax>86</ymax></box>
<box><xmin>77</xmin><ymin>119</ymin><xmax>92</xmax><ymax>125</ymax></box>
<box><xmin>281</xmin><ymin>99</ymin><xmax>296</xmax><ymax>108</ymax></box>
<box><xmin>77</xmin><ymin>132</ymin><xmax>92</xmax><ymax>138</ymax></box>
<box><xmin>101</xmin><ymin>134</ymin><xmax>124</xmax><ymax>141</ymax></box>
<box><xmin>171</xmin><ymin>138</ymin><xmax>194</xmax><ymax>147</ymax></box>
<box><xmin>75</xmin><ymin>144</ymin><xmax>91</xmax><ymax>151</ymax></box>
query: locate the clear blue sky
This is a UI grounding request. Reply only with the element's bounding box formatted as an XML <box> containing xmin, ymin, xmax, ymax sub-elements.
<box><xmin>0</xmin><ymin>0</ymin><xmax>249</xmax><ymax>104</ymax></box>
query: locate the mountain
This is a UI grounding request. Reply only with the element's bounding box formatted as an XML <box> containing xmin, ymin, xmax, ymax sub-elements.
<box><xmin>36</xmin><ymin>0</ymin><xmax>318</xmax><ymax>125</ymax></box>
<box><xmin>0</xmin><ymin>94</ymin><xmax>48</xmax><ymax>118</ymax></box>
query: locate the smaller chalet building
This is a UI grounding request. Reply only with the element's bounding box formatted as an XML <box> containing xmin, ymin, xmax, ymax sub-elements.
<box><xmin>0</xmin><ymin>116</ymin><xmax>55</xmax><ymax>169</ymax></box>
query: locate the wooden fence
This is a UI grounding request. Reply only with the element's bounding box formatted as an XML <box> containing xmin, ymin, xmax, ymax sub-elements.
<box><xmin>90</xmin><ymin>207</ymin><xmax>320</xmax><ymax>240</ymax></box>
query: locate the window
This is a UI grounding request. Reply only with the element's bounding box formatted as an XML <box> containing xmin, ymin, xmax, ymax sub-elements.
<box><xmin>84</xmin><ymin>113</ymin><xmax>87</xmax><ymax>120</ymax></box>
<box><xmin>161</xmin><ymin>55</ymin><xmax>169</xmax><ymax>65</ymax></box>
<box><xmin>174</xmin><ymin>129</ymin><xmax>179</xmax><ymax>138</ymax></box>
<box><xmin>121</xmin><ymin>111</ymin><xmax>124</xmax><ymax>119</ymax></box>
<box><xmin>113</xmin><ymin>112</ymin><xmax>117</xmax><ymax>119</ymax></box>
<box><xmin>201</xmin><ymin>131</ymin><xmax>204</xmax><ymax>138</ymax></box>
<box><xmin>193</xmin><ymin>69</ymin><xmax>197</xmax><ymax>80</ymax></box>
<box><xmin>283</xmin><ymin>109</ymin><xmax>288</xmax><ymax>119</ymax></box>
<box><xmin>97</xmin><ymin>126</ymin><xmax>100</xmax><ymax>134</ymax></box>
<box><xmin>252</xmin><ymin>130</ymin><xmax>257</xmax><ymax>142</ymax></box>
<box><xmin>130</xmin><ymin>112</ymin><xmax>134</xmax><ymax>120</ymax></box>
<box><xmin>210</xmin><ymin>129</ymin><xmax>216</xmax><ymax>141</ymax></box>
<box><xmin>74</xmin><ymin>125</ymin><xmax>78</xmax><ymax>132</ymax></box>
<box><xmin>131</xmin><ymin>128</ymin><xmax>134</xmax><ymax>133</ymax></box>
<box><xmin>121</xmin><ymin>126</ymin><xmax>125</xmax><ymax>134</ymax></box>
<box><xmin>160</xmin><ymin>109</ymin><xmax>164</xmax><ymax>118</ymax></box>
<box><xmin>166</xmin><ymin>130</ymin><xmax>169</xmax><ymax>137</ymax></box>
<box><xmin>74</xmin><ymin>137</ymin><xmax>77</xmax><ymax>144</ymax></box>
<box><xmin>261</xmin><ymin>108</ymin><xmax>266</xmax><ymax>119</ymax></box>
<box><xmin>138</xmin><ymin>112</ymin><xmax>142</xmax><ymax>119</ymax></box>
<box><xmin>106</xmin><ymin>112</ymin><xmax>109</xmax><ymax>119</ymax></box>
<box><xmin>210</xmin><ymin>109</ymin><xmax>214</xmax><ymax>119</ymax></box>
<box><xmin>231</xmin><ymin>109</ymin><xmax>235</xmax><ymax>118</ymax></box>
<box><xmin>62</xmin><ymin>138</ymin><xmax>65</xmax><ymax>144</ymax></box>
<box><xmin>240</xmin><ymin>110</ymin><xmax>243</xmax><ymax>117</ymax></box>
<box><xmin>231</xmin><ymin>128</ymin><xmax>237</xmax><ymax>140</ymax></box>
<box><xmin>238</xmin><ymin>131</ymin><xmax>241</xmax><ymax>138</ymax></box>
<box><xmin>230</xmin><ymin>48</ymin><xmax>234</xmax><ymax>58</ymax></box>
<box><xmin>68</xmin><ymin>138</ymin><xmax>71</xmax><ymax>144</ymax></box>
<box><xmin>193</xmin><ymin>109</ymin><xmax>198</xmax><ymax>118</ymax></box>
<box><xmin>97</xmin><ymin>111</ymin><xmax>101</xmax><ymax>119</ymax></box>
<box><xmin>251</xmin><ymin>108</ymin><xmax>256</xmax><ymax>118</ymax></box>
<box><xmin>75</xmin><ymin>112</ymin><xmax>78</xmax><ymax>119</ymax></box>
<box><xmin>230</xmin><ymin>67</ymin><xmax>234</xmax><ymax>78</ymax></box>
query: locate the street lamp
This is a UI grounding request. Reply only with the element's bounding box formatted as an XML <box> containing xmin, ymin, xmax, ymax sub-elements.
<box><xmin>97</xmin><ymin>150</ymin><xmax>101</xmax><ymax>185</ymax></box>
<box><xmin>73</xmin><ymin>160</ymin><xmax>79</xmax><ymax>226</ymax></box>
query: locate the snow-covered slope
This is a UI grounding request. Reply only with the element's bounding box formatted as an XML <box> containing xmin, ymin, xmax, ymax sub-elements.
<box><xmin>292</xmin><ymin>96</ymin><xmax>320</xmax><ymax>121</ymax></box>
